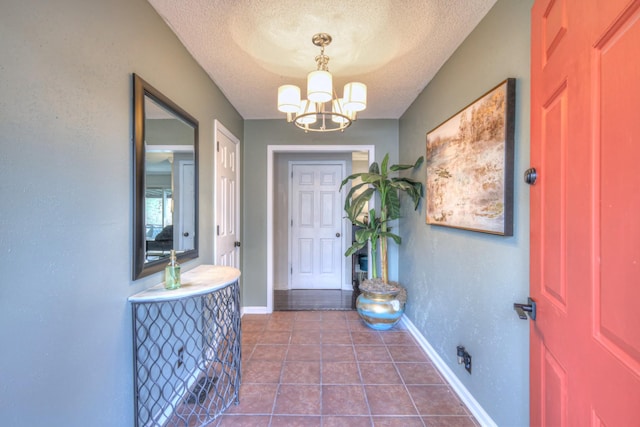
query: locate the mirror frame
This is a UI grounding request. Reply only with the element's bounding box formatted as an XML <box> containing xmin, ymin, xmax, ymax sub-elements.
<box><xmin>133</xmin><ymin>73</ymin><xmax>199</xmax><ymax>280</ymax></box>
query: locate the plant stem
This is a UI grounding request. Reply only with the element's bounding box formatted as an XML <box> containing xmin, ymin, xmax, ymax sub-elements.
<box><xmin>380</xmin><ymin>236</ymin><xmax>388</xmax><ymax>283</ymax></box>
<box><xmin>370</xmin><ymin>237</ymin><xmax>378</xmax><ymax>279</ymax></box>
<box><xmin>380</xmin><ymin>189</ymin><xmax>389</xmax><ymax>284</ymax></box>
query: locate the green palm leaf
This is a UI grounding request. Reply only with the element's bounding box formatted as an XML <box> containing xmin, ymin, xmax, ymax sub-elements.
<box><xmin>339</xmin><ymin>153</ymin><xmax>424</xmax><ymax>283</ymax></box>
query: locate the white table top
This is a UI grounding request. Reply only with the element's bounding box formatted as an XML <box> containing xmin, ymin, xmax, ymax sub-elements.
<box><xmin>128</xmin><ymin>264</ymin><xmax>241</xmax><ymax>303</ymax></box>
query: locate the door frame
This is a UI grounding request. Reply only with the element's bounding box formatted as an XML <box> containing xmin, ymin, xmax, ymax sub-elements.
<box><xmin>267</xmin><ymin>145</ymin><xmax>375</xmax><ymax>312</ymax></box>
<box><xmin>287</xmin><ymin>160</ymin><xmax>347</xmax><ymax>290</ymax></box>
<box><xmin>213</xmin><ymin>119</ymin><xmax>240</xmax><ymax>266</ymax></box>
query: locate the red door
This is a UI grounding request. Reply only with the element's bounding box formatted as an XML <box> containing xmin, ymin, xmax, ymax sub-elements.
<box><xmin>530</xmin><ymin>0</ymin><xmax>640</xmax><ymax>424</ymax></box>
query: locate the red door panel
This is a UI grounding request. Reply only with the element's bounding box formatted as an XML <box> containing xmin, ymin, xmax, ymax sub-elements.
<box><xmin>531</xmin><ymin>0</ymin><xmax>640</xmax><ymax>425</ymax></box>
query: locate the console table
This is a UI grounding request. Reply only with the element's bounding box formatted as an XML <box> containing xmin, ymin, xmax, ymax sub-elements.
<box><xmin>129</xmin><ymin>265</ymin><xmax>241</xmax><ymax>427</ymax></box>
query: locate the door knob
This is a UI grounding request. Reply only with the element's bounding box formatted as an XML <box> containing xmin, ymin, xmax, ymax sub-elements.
<box><xmin>234</xmin><ymin>241</ymin><xmax>241</xmax><ymax>247</ymax></box>
<box><xmin>183</xmin><ymin>232</ymin><xmax>190</xmax><ymax>237</ymax></box>
<box><xmin>524</xmin><ymin>168</ymin><xmax>537</xmax><ymax>185</ymax></box>
<box><xmin>513</xmin><ymin>297</ymin><xmax>536</xmax><ymax>320</ymax></box>
<box><xmin>336</xmin><ymin>233</ymin><xmax>341</xmax><ymax>237</ymax></box>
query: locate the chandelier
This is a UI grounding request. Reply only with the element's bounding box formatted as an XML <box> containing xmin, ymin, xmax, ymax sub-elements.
<box><xmin>277</xmin><ymin>33</ymin><xmax>367</xmax><ymax>133</ymax></box>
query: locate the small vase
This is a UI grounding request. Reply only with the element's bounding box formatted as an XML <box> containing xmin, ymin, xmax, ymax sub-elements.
<box><xmin>356</xmin><ymin>286</ymin><xmax>405</xmax><ymax>331</ymax></box>
<box><xmin>164</xmin><ymin>250</ymin><xmax>181</xmax><ymax>290</ymax></box>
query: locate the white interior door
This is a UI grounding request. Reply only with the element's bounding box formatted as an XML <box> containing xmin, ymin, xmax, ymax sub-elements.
<box><xmin>214</xmin><ymin>122</ymin><xmax>240</xmax><ymax>268</ymax></box>
<box><xmin>176</xmin><ymin>160</ymin><xmax>195</xmax><ymax>250</ymax></box>
<box><xmin>290</xmin><ymin>162</ymin><xmax>343</xmax><ymax>289</ymax></box>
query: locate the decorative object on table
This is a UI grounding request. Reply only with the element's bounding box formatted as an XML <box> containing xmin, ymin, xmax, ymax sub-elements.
<box><xmin>164</xmin><ymin>249</ymin><xmax>181</xmax><ymax>290</ymax></box>
<box><xmin>341</xmin><ymin>153</ymin><xmax>423</xmax><ymax>330</ymax></box>
<box><xmin>426</xmin><ymin>78</ymin><xmax>515</xmax><ymax>235</ymax></box>
<box><xmin>276</xmin><ymin>33</ymin><xmax>367</xmax><ymax>133</ymax></box>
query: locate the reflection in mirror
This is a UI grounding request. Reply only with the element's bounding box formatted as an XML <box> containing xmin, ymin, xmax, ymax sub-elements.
<box><xmin>133</xmin><ymin>74</ymin><xmax>199</xmax><ymax>280</ymax></box>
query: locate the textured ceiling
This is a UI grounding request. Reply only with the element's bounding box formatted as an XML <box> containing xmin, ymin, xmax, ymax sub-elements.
<box><xmin>147</xmin><ymin>0</ymin><xmax>497</xmax><ymax>119</ymax></box>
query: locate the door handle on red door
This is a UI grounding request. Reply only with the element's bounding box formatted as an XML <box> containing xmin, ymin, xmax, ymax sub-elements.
<box><xmin>514</xmin><ymin>297</ymin><xmax>536</xmax><ymax>320</ymax></box>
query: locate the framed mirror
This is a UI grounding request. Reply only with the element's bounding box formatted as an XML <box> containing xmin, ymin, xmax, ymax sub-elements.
<box><xmin>133</xmin><ymin>74</ymin><xmax>199</xmax><ymax>280</ymax></box>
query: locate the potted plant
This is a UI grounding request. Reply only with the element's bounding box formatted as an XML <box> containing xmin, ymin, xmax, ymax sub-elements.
<box><xmin>340</xmin><ymin>153</ymin><xmax>424</xmax><ymax>330</ymax></box>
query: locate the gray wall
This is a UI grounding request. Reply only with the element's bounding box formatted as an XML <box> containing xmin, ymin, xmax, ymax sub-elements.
<box><xmin>0</xmin><ymin>0</ymin><xmax>242</xmax><ymax>425</ymax></box>
<box><xmin>146</xmin><ymin>118</ymin><xmax>194</xmax><ymax>146</ymax></box>
<box><xmin>398</xmin><ymin>1</ymin><xmax>532</xmax><ymax>425</ymax></box>
<box><xmin>242</xmin><ymin>119</ymin><xmax>398</xmax><ymax>307</ymax></box>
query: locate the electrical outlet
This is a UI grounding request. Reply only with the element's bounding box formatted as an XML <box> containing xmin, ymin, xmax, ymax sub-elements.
<box><xmin>456</xmin><ymin>345</ymin><xmax>472</xmax><ymax>374</ymax></box>
<box><xmin>464</xmin><ymin>352</ymin><xmax>472</xmax><ymax>374</ymax></box>
<box><xmin>176</xmin><ymin>346</ymin><xmax>184</xmax><ymax>369</ymax></box>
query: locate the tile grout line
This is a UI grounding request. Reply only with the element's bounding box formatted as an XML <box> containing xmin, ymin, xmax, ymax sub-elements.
<box><xmin>268</xmin><ymin>312</ymin><xmax>280</xmax><ymax>427</ymax></box>
<box><xmin>351</xmin><ymin>321</ymin><xmax>375</xmax><ymax>426</ymax></box>
<box><xmin>387</xmin><ymin>338</ymin><xmax>428</xmax><ymax>427</ymax></box>
<box><xmin>270</xmin><ymin>320</ymin><xmax>291</xmax><ymax>426</ymax></box>
<box><xmin>319</xmin><ymin>320</ymin><xmax>324</xmax><ymax>423</ymax></box>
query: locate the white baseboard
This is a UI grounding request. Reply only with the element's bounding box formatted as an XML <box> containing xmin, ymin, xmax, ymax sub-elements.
<box><xmin>401</xmin><ymin>316</ymin><xmax>497</xmax><ymax>427</ymax></box>
<box><xmin>241</xmin><ymin>306</ymin><xmax>269</xmax><ymax>316</ymax></box>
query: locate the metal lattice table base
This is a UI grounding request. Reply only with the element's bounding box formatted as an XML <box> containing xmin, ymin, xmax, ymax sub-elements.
<box><xmin>131</xmin><ymin>280</ymin><xmax>241</xmax><ymax>427</ymax></box>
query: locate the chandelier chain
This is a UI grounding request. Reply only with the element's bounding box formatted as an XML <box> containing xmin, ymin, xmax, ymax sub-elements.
<box><xmin>315</xmin><ymin>51</ymin><xmax>330</xmax><ymax>71</ymax></box>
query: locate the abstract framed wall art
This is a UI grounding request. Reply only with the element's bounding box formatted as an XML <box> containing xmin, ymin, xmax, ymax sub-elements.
<box><xmin>426</xmin><ymin>78</ymin><xmax>515</xmax><ymax>235</ymax></box>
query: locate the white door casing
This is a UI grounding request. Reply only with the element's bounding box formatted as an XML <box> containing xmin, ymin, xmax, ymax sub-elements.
<box><xmin>266</xmin><ymin>145</ymin><xmax>375</xmax><ymax>313</ymax></box>
<box><xmin>214</xmin><ymin>121</ymin><xmax>240</xmax><ymax>268</ymax></box>
<box><xmin>289</xmin><ymin>162</ymin><xmax>345</xmax><ymax>289</ymax></box>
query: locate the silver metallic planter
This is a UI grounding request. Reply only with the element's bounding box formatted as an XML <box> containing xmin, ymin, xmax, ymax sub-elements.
<box><xmin>356</xmin><ymin>285</ymin><xmax>405</xmax><ymax>330</ymax></box>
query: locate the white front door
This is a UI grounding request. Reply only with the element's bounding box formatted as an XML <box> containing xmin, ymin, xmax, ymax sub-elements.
<box><xmin>290</xmin><ymin>162</ymin><xmax>344</xmax><ymax>289</ymax></box>
<box><xmin>214</xmin><ymin>121</ymin><xmax>240</xmax><ymax>268</ymax></box>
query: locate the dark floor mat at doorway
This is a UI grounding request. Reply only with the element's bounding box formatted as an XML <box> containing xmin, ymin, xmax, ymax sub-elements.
<box><xmin>274</xmin><ymin>289</ymin><xmax>357</xmax><ymax>311</ymax></box>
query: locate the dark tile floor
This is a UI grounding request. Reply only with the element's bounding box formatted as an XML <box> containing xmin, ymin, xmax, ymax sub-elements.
<box><xmin>274</xmin><ymin>289</ymin><xmax>357</xmax><ymax>311</ymax></box>
<box><xmin>211</xmin><ymin>311</ymin><xmax>479</xmax><ymax>426</ymax></box>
